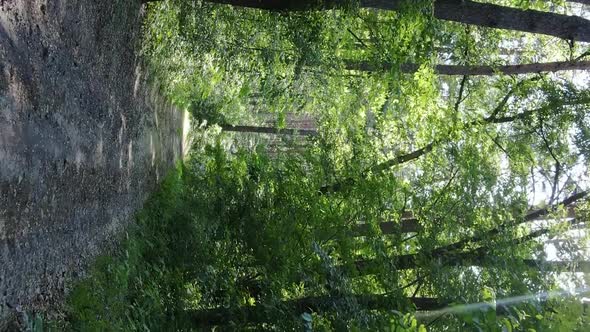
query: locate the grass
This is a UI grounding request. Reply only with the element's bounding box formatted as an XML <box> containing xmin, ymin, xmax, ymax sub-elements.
<box><xmin>44</xmin><ymin>163</ymin><xmax>200</xmax><ymax>331</ymax></box>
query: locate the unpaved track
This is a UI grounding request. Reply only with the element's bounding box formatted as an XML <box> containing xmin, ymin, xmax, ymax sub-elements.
<box><xmin>0</xmin><ymin>0</ymin><xmax>183</xmax><ymax>325</ymax></box>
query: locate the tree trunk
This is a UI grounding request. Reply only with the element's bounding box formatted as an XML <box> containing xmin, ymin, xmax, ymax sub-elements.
<box><xmin>353</xmin><ymin>216</ymin><xmax>421</xmax><ymax>235</ymax></box>
<box><xmin>345</xmin><ymin>60</ymin><xmax>590</xmax><ymax>76</ymax></box>
<box><xmin>187</xmin><ymin>295</ymin><xmax>444</xmax><ymax>326</ymax></box>
<box><xmin>319</xmin><ymin>143</ymin><xmax>435</xmax><ymax>193</ymax></box>
<box><xmin>201</xmin><ymin>0</ymin><xmax>590</xmax><ymax>42</ymax></box>
<box><xmin>354</xmin><ymin>250</ymin><xmax>590</xmax><ymax>275</ymax></box>
<box><xmin>425</xmin><ymin>191</ymin><xmax>588</xmax><ymax>256</ymax></box>
<box><xmin>221</xmin><ymin>124</ymin><xmax>317</xmax><ymax>136</ymax></box>
<box><xmin>354</xmin><ymin>206</ymin><xmax>576</xmax><ymax>237</ymax></box>
<box><xmin>355</xmin><ymin>252</ymin><xmax>590</xmax><ymax>276</ymax></box>
<box><xmin>430</xmin><ymin>0</ymin><xmax>590</xmax><ymax>42</ymax></box>
<box><xmin>349</xmin><ymin>195</ymin><xmax>586</xmax><ymax>278</ymax></box>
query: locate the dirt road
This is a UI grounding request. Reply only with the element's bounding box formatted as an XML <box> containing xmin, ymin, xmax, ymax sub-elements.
<box><xmin>0</xmin><ymin>0</ymin><xmax>184</xmax><ymax>325</ymax></box>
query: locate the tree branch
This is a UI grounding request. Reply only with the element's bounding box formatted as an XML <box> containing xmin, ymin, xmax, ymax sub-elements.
<box><xmin>454</xmin><ymin>75</ymin><xmax>468</xmax><ymax>113</ymax></box>
<box><xmin>319</xmin><ymin>95</ymin><xmax>590</xmax><ymax>194</ymax></box>
<box><xmin>430</xmin><ymin>191</ymin><xmax>588</xmax><ymax>255</ymax></box>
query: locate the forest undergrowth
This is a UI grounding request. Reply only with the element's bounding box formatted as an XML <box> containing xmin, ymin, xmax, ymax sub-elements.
<box><xmin>37</xmin><ymin>0</ymin><xmax>590</xmax><ymax>330</ymax></box>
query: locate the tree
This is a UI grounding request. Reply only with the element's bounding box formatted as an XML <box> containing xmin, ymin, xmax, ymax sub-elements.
<box><xmin>354</xmin><ymin>254</ymin><xmax>590</xmax><ymax>274</ymax></box>
<box><xmin>221</xmin><ymin>124</ymin><xmax>317</xmax><ymax>136</ymax></box>
<box><xmin>154</xmin><ymin>0</ymin><xmax>590</xmax><ymax>42</ymax></box>
<box><xmin>352</xmin><ymin>205</ymin><xmax>577</xmax><ymax>236</ymax></box>
<box><xmin>428</xmin><ymin>191</ymin><xmax>588</xmax><ymax>256</ymax></box>
<box><xmin>344</xmin><ymin>60</ymin><xmax>590</xmax><ymax>76</ymax></box>
<box><xmin>320</xmin><ymin>94</ymin><xmax>590</xmax><ymax>194</ymax></box>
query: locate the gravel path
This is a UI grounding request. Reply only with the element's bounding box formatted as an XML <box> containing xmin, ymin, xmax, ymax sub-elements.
<box><xmin>0</xmin><ymin>0</ymin><xmax>184</xmax><ymax>326</ymax></box>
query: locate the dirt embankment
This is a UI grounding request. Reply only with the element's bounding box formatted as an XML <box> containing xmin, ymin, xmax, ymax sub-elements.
<box><xmin>0</xmin><ymin>0</ymin><xmax>184</xmax><ymax>326</ymax></box>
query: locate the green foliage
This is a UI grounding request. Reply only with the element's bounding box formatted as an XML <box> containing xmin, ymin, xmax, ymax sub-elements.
<box><xmin>64</xmin><ymin>167</ymin><xmax>193</xmax><ymax>330</ymax></box>
<box><xmin>60</xmin><ymin>145</ymin><xmax>425</xmax><ymax>330</ymax></box>
<box><xmin>61</xmin><ymin>0</ymin><xmax>590</xmax><ymax>330</ymax></box>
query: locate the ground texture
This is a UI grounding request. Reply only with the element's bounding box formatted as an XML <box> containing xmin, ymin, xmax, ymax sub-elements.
<box><xmin>0</xmin><ymin>0</ymin><xmax>183</xmax><ymax>327</ymax></box>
